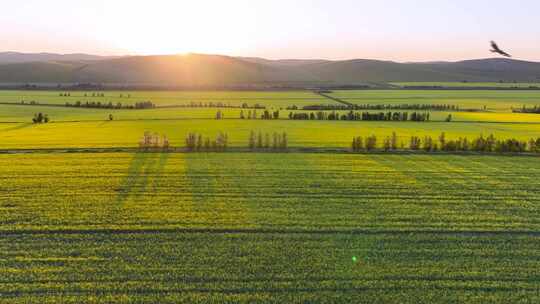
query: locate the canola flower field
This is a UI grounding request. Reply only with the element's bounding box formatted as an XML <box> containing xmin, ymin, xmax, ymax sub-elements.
<box><xmin>1</xmin><ymin>153</ymin><xmax>540</xmax><ymax>303</ymax></box>
<box><xmin>1</xmin><ymin>89</ymin><xmax>540</xmax><ymax>302</ymax></box>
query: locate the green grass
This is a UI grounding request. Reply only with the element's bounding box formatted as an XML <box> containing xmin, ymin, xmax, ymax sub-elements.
<box><xmin>329</xmin><ymin>90</ymin><xmax>540</xmax><ymax>111</ymax></box>
<box><xmin>4</xmin><ymin>103</ymin><xmax>540</xmax><ymax>124</ymax></box>
<box><xmin>1</xmin><ymin>119</ymin><xmax>539</xmax><ymax>149</ymax></box>
<box><xmin>0</xmin><ymin>90</ymin><xmax>329</xmax><ymax>108</ymax></box>
<box><xmin>1</xmin><ymin>153</ymin><xmax>539</xmax><ymax>303</ymax></box>
<box><xmin>2</xmin><ymin>89</ymin><xmax>540</xmax><ymax>302</ymax></box>
<box><xmin>392</xmin><ymin>82</ymin><xmax>540</xmax><ymax>88</ymax></box>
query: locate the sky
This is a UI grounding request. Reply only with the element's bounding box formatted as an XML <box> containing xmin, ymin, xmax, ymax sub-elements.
<box><xmin>2</xmin><ymin>0</ymin><xmax>540</xmax><ymax>62</ymax></box>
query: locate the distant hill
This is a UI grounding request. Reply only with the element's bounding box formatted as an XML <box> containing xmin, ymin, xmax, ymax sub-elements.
<box><xmin>0</xmin><ymin>53</ymin><xmax>539</xmax><ymax>87</ymax></box>
<box><xmin>0</xmin><ymin>52</ymin><xmax>117</xmax><ymax>64</ymax></box>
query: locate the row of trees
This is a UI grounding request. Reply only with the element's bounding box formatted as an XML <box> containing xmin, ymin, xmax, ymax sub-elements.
<box><xmin>239</xmin><ymin>110</ymin><xmax>279</xmax><ymax>120</ymax></box>
<box><xmin>185</xmin><ymin>133</ymin><xmax>229</xmax><ymax>152</ymax></box>
<box><xmin>248</xmin><ymin>131</ymin><xmax>288</xmax><ymax>150</ymax></box>
<box><xmin>65</xmin><ymin>101</ymin><xmax>155</xmax><ymax>109</ymax></box>
<box><xmin>60</xmin><ymin>92</ymin><xmax>132</xmax><ymax>98</ymax></box>
<box><xmin>139</xmin><ymin>132</ymin><xmax>170</xmax><ymax>149</ymax></box>
<box><xmin>513</xmin><ymin>106</ymin><xmax>540</xmax><ymax>114</ymax></box>
<box><xmin>352</xmin><ymin>132</ymin><xmax>540</xmax><ymax>153</ymax></box>
<box><xmin>179</xmin><ymin>102</ymin><xmax>265</xmax><ymax>109</ymax></box>
<box><xmin>290</xmin><ymin>104</ymin><xmax>464</xmax><ymax>111</ymax></box>
<box><xmin>289</xmin><ymin>111</ymin><xmax>431</xmax><ymax>122</ymax></box>
<box><xmin>32</xmin><ymin>113</ymin><xmax>49</xmax><ymax>124</ymax></box>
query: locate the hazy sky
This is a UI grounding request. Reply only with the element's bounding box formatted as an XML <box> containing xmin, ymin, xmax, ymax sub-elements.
<box><xmin>2</xmin><ymin>0</ymin><xmax>540</xmax><ymax>61</ymax></box>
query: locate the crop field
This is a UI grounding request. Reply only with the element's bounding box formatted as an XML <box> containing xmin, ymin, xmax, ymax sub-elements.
<box><xmin>0</xmin><ymin>90</ymin><xmax>330</xmax><ymax>108</ymax></box>
<box><xmin>2</xmin><ymin>89</ymin><xmax>540</xmax><ymax>303</ymax></box>
<box><xmin>1</xmin><ymin>89</ymin><xmax>540</xmax><ymax>149</ymax></box>
<box><xmin>1</xmin><ymin>119</ymin><xmax>540</xmax><ymax>149</ymax></box>
<box><xmin>1</xmin><ymin>153</ymin><xmax>539</xmax><ymax>303</ymax></box>
<box><xmin>329</xmin><ymin>90</ymin><xmax>540</xmax><ymax>111</ymax></box>
<box><xmin>3</xmin><ymin>103</ymin><xmax>540</xmax><ymax>124</ymax></box>
<box><xmin>391</xmin><ymin>82</ymin><xmax>540</xmax><ymax>88</ymax></box>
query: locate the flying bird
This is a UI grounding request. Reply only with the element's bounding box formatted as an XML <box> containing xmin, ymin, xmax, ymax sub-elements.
<box><xmin>490</xmin><ymin>41</ymin><xmax>512</xmax><ymax>57</ymax></box>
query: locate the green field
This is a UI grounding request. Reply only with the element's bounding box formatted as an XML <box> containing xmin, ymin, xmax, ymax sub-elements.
<box><xmin>329</xmin><ymin>90</ymin><xmax>540</xmax><ymax>111</ymax></box>
<box><xmin>1</xmin><ymin>118</ymin><xmax>540</xmax><ymax>149</ymax></box>
<box><xmin>1</xmin><ymin>153</ymin><xmax>539</xmax><ymax>303</ymax></box>
<box><xmin>2</xmin><ymin>89</ymin><xmax>540</xmax><ymax>303</ymax></box>
<box><xmin>1</xmin><ymin>89</ymin><xmax>540</xmax><ymax>149</ymax></box>
<box><xmin>0</xmin><ymin>90</ymin><xmax>329</xmax><ymax>108</ymax></box>
<box><xmin>392</xmin><ymin>82</ymin><xmax>540</xmax><ymax>88</ymax></box>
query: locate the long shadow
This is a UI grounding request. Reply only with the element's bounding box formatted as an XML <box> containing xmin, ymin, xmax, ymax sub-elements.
<box><xmin>151</xmin><ymin>152</ymin><xmax>170</xmax><ymax>194</ymax></box>
<box><xmin>115</xmin><ymin>153</ymin><xmax>152</xmax><ymax>205</ymax></box>
<box><xmin>115</xmin><ymin>152</ymin><xmax>169</xmax><ymax>205</ymax></box>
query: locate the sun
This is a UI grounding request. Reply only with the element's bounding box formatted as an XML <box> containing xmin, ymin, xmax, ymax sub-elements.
<box><xmin>100</xmin><ymin>1</ymin><xmax>256</xmax><ymax>56</ymax></box>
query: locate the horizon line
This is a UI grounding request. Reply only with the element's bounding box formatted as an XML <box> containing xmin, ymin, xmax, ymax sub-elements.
<box><xmin>0</xmin><ymin>50</ymin><xmax>537</xmax><ymax>64</ymax></box>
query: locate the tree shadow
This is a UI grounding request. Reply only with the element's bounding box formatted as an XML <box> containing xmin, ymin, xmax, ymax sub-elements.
<box><xmin>115</xmin><ymin>153</ymin><xmax>152</xmax><ymax>204</ymax></box>
<box><xmin>115</xmin><ymin>152</ymin><xmax>170</xmax><ymax>205</ymax></box>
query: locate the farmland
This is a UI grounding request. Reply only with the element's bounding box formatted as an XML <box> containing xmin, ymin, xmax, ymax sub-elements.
<box><xmin>0</xmin><ymin>89</ymin><xmax>540</xmax><ymax>150</ymax></box>
<box><xmin>1</xmin><ymin>153</ymin><xmax>540</xmax><ymax>303</ymax></box>
<box><xmin>0</xmin><ymin>90</ymin><xmax>329</xmax><ymax>108</ymax></box>
<box><xmin>1</xmin><ymin>89</ymin><xmax>540</xmax><ymax>303</ymax></box>
<box><xmin>328</xmin><ymin>90</ymin><xmax>540</xmax><ymax>111</ymax></box>
<box><xmin>391</xmin><ymin>82</ymin><xmax>540</xmax><ymax>88</ymax></box>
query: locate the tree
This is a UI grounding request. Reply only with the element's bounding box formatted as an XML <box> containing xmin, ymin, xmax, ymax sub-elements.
<box><xmin>216</xmin><ymin>110</ymin><xmax>223</xmax><ymax>120</ymax></box>
<box><xmin>446</xmin><ymin>114</ymin><xmax>453</xmax><ymax>122</ymax></box>
<box><xmin>439</xmin><ymin>132</ymin><xmax>446</xmax><ymax>150</ymax></box>
<box><xmin>390</xmin><ymin>132</ymin><xmax>398</xmax><ymax>150</ymax></box>
<box><xmin>32</xmin><ymin>113</ymin><xmax>45</xmax><ymax>124</ymax></box>
<box><xmin>264</xmin><ymin>133</ymin><xmax>270</xmax><ymax>149</ymax></box>
<box><xmin>240</xmin><ymin>110</ymin><xmax>245</xmax><ymax>119</ymax></box>
<box><xmin>257</xmin><ymin>132</ymin><xmax>263</xmax><ymax>149</ymax></box>
<box><xmin>383</xmin><ymin>136</ymin><xmax>391</xmax><ymax>151</ymax></box>
<box><xmin>196</xmin><ymin>135</ymin><xmax>203</xmax><ymax>151</ymax></box>
<box><xmin>109</xmin><ymin>114</ymin><xmax>114</xmax><ymax>121</ymax></box>
<box><xmin>365</xmin><ymin>135</ymin><xmax>377</xmax><ymax>151</ymax></box>
<box><xmin>186</xmin><ymin>133</ymin><xmax>197</xmax><ymax>151</ymax></box>
<box><xmin>249</xmin><ymin>131</ymin><xmax>256</xmax><ymax>150</ymax></box>
<box><xmin>352</xmin><ymin>136</ymin><xmax>364</xmax><ymax>152</ymax></box>
<box><xmin>281</xmin><ymin>132</ymin><xmax>288</xmax><ymax>150</ymax></box>
<box><xmin>410</xmin><ymin>136</ymin><xmax>421</xmax><ymax>150</ymax></box>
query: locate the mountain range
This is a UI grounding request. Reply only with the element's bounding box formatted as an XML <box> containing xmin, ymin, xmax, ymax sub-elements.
<box><xmin>1</xmin><ymin>52</ymin><xmax>539</xmax><ymax>87</ymax></box>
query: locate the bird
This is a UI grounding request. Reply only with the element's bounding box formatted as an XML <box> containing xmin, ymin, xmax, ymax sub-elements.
<box><xmin>490</xmin><ymin>41</ymin><xmax>512</xmax><ymax>58</ymax></box>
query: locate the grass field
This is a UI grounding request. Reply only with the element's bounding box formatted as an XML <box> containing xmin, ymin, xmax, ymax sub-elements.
<box><xmin>0</xmin><ymin>90</ymin><xmax>330</xmax><ymax>108</ymax></box>
<box><xmin>1</xmin><ymin>89</ymin><xmax>540</xmax><ymax>150</ymax></box>
<box><xmin>391</xmin><ymin>82</ymin><xmax>540</xmax><ymax>88</ymax></box>
<box><xmin>1</xmin><ymin>119</ymin><xmax>540</xmax><ymax>149</ymax></box>
<box><xmin>2</xmin><ymin>90</ymin><xmax>540</xmax><ymax>302</ymax></box>
<box><xmin>4</xmin><ymin>103</ymin><xmax>540</xmax><ymax>124</ymax></box>
<box><xmin>329</xmin><ymin>90</ymin><xmax>540</xmax><ymax>111</ymax></box>
<box><xmin>1</xmin><ymin>153</ymin><xmax>539</xmax><ymax>303</ymax></box>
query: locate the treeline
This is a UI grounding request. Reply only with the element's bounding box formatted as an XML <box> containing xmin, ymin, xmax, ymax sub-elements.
<box><xmin>60</xmin><ymin>92</ymin><xmax>132</xmax><ymax>98</ymax></box>
<box><xmin>289</xmin><ymin>111</ymin><xmax>430</xmax><ymax>122</ymax></box>
<box><xmin>352</xmin><ymin>132</ymin><xmax>540</xmax><ymax>153</ymax></box>
<box><xmin>248</xmin><ymin>131</ymin><xmax>288</xmax><ymax>151</ymax></box>
<box><xmin>139</xmin><ymin>132</ymin><xmax>170</xmax><ymax>149</ymax></box>
<box><xmin>185</xmin><ymin>133</ymin><xmax>229</xmax><ymax>152</ymax></box>
<box><xmin>513</xmin><ymin>106</ymin><xmax>540</xmax><ymax>114</ymax></box>
<box><xmin>238</xmin><ymin>110</ymin><xmax>280</xmax><ymax>120</ymax></box>
<box><xmin>289</xmin><ymin>104</ymin><xmax>464</xmax><ymax>111</ymax></box>
<box><xmin>65</xmin><ymin>101</ymin><xmax>156</xmax><ymax>109</ymax></box>
<box><xmin>180</xmin><ymin>102</ymin><xmax>265</xmax><ymax>109</ymax></box>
